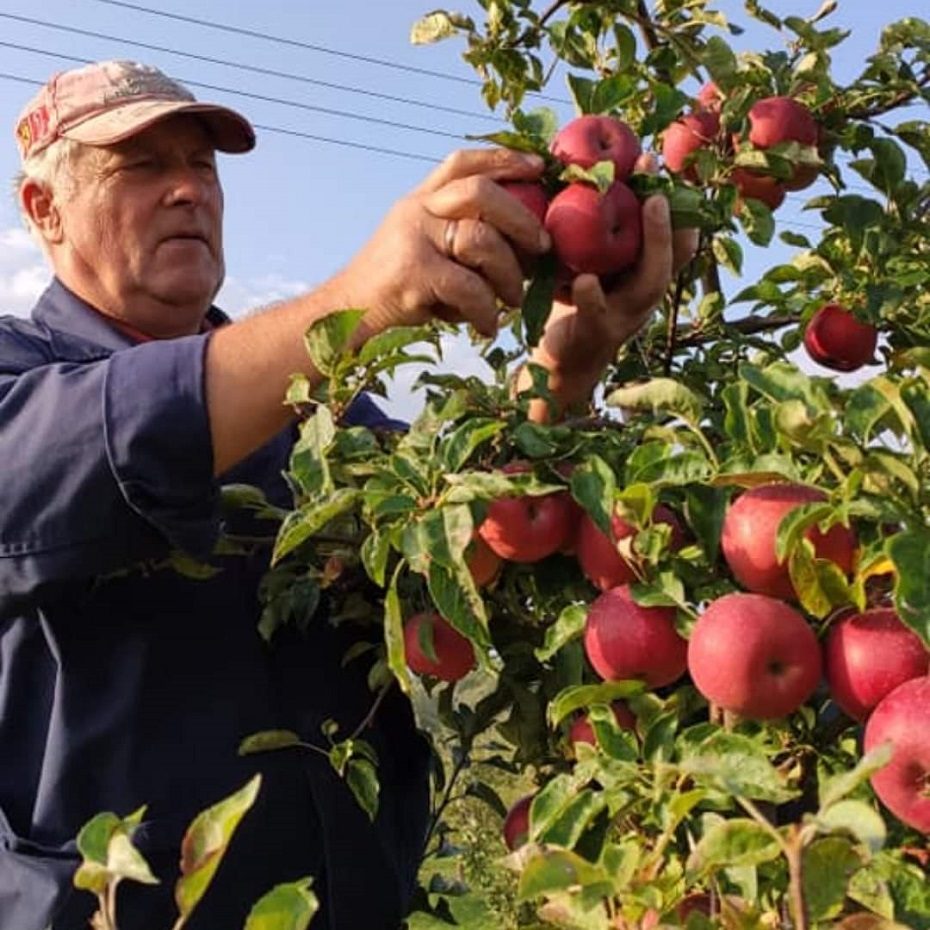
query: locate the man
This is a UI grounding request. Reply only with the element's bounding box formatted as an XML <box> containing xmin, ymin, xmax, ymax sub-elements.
<box><xmin>0</xmin><ymin>61</ymin><xmax>691</xmax><ymax>929</ymax></box>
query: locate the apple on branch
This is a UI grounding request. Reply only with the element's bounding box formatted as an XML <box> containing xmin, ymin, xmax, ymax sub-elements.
<box><xmin>864</xmin><ymin>676</ymin><xmax>930</xmax><ymax>833</ymax></box>
<box><xmin>478</xmin><ymin>462</ymin><xmax>576</xmax><ymax>563</ymax></box>
<box><xmin>826</xmin><ymin>607</ymin><xmax>930</xmax><ymax>721</ymax></box>
<box><xmin>403</xmin><ymin>611</ymin><xmax>475</xmax><ymax>682</ymax></box>
<box><xmin>502</xmin><ymin>793</ymin><xmax>534</xmax><ymax>851</ymax></box>
<box><xmin>721</xmin><ymin>483</ymin><xmax>856</xmax><ymax>601</ymax></box>
<box><xmin>583</xmin><ymin>585</ymin><xmax>688</xmax><ymax>688</ymax></box>
<box><xmin>544</xmin><ymin>180</ymin><xmax>643</xmax><ymax>277</ymax></box>
<box><xmin>803</xmin><ymin>303</ymin><xmax>878</xmax><ymax>372</ymax></box>
<box><xmin>576</xmin><ymin>503</ymin><xmax>685</xmax><ymax>592</ymax></box>
<box><xmin>662</xmin><ymin>110</ymin><xmax>721</xmax><ymax>181</ymax></box>
<box><xmin>550</xmin><ymin>114</ymin><xmax>641</xmax><ymax>181</ymax></box>
<box><xmin>688</xmin><ymin>592</ymin><xmax>822</xmax><ymax>719</ymax></box>
<box><xmin>568</xmin><ymin>700</ymin><xmax>637</xmax><ymax>750</ymax></box>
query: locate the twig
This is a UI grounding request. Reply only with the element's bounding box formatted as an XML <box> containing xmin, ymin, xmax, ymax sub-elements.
<box><xmin>663</xmin><ymin>270</ymin><xmax>689</xmax><ymax>375</ymax></box>
<box><xmin>348</xmin><ymin>682</ymin><xmax>393</xmax><ymax>741</ymax></box>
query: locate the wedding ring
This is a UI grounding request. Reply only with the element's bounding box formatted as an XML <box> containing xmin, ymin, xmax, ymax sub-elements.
<box><xmin>442</xmin><ymin>218</ymin><xmax>459</xmax><ymax>259</ymax></box>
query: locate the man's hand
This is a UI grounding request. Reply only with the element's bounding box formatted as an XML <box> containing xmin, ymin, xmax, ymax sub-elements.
<box><xmin>521</xmin><ymin>160</ymin><xmax>699</xmax><ymax>419</ymax></box>
<box><xmin>333</xmin><ymin>148</ymin><xmax>551</xmax><ymax>341</ymax></box>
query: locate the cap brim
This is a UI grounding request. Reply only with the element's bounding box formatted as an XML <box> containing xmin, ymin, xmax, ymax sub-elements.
<box><xmin>63</xmin><ymin>99</ymin><xmax>256</xmax><ymax>153</ymax></box>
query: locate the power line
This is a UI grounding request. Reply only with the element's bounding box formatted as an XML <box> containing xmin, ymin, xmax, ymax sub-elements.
<box><xmin>0</xmin><ymin>70</ymin><xmax>444</xmax><ymax>162</ymax></box>
<box><xmin>0</xmin><ymin>43</ymin><xmax>470</xmax><ymax>141</ymax></box>
<box><xmin>87</xmin><ymin>0</ymin><xmax>573</xmax><ymax>106</ymax></box>
<box><xmin>0</xmin><ymin>13</ymin><xmax>501</xmax><ymax>125</ymax></box>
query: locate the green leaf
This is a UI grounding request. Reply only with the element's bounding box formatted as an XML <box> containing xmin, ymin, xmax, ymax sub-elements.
<box><xmin>360</xmin><ymin>528</ymin><xmax>392</xmax><ymax>587</ymax></box>
<box><xmin>548</xmin><ymin>681</ymin><xmax>644</xmax><ymax>727</ymax></box>
<box><xmin>522</xmin><ymin>252</ymin><xmax>558</xmax><ymax>348</ymax></box>
<box><xmin>737</xmin><ymin>197</ymin><xmax>776</xmax><ymax>247</ymax></box>
<box><xmin>570</xmin><ymin>455</ymin><xmax>617</xmax><ymax>536</ymax></box>
<box><xmin>517</xmin><ymin>847</ymin><xmax>612</xmax><ymax>902</ymax></box>
<box><xmin>819</xmin><ymin>742</ymin><xmax>894</xmax><ymax>810</ymax></box>
<box><xmin>687</xmin><ymin>819</ymin><xmax>782</xmax><ymax>874</ymax></box>
<box><xmin>238</xmin><ymin>730</ymin><xmax>302</xmax><ymax>756</ymax></box>
<box><xmin>175</xmin><ymin>775</ymin><xmax>262</xmax><ymax>918</ymax></box>
<box><xmin>536</xmin><ymin>604</ymin><xmax>587</xmax><ymax>662</ymax></box>
<box><xmin>887</xmin><ymin>530</ymin><xmax>930</xmax><ymax>645</ymax></box>
<box><xmin>702</xmin><ymin>36</ymin><xmax>738</xmax><ymax>83</ymax></box>
<box><xmin>606</xmin><ymin>378</ymin><xmax>705</xmax><ymax>427</ymax></box>
<box><xmin>303</xmin><ymin>309</ymin><xmax>365</xmax><ymax>378</ymax></box>
<box><xmin>680</xmin><ymin>732</ymin><xmax>798</xmax><ymax>804</ymax></box>
<box><xmin>244</xmin><ymin>878</ymin><xmax>319</xmax><ymax>930</ymax></box>
<box><xmin>345</xmin><ymin>756</ymin><xmax>380</xmax><ymax>821</ymax></box>
<box><xmin>533</xmin><ymin>785</ymin><xmax>606</xmax><ymax>849</ymax></box>
<box><xmin>106</xmin><ymin>832</ymin><xmax>159</xmax><ymax>887</ymax></box>
<box><xmin>272</xmin><ymin>489</ymin><xmax>362</xmax><ymax>565</ymax></box>
<box><xmin>802</xmin><ymin>836</ymin><xmax>864</xmax><ymax>922</ymax></box>
<box><xmin>816</xmin><ymin>800</ymin><xmax>887</xmax><ymax>856</ymax></box>
<box><xmin>76</xmin><ymin>812</ymin><xmax>123</xmax><ymax>865</ymax></box>
<box><xmin>384</xmin><ymin>564</ymin><xmax>411</xmax><ymax>694</ymax></box>
<box><xmin>713</xmin><ymin>235</ymin><xmax>744</xmax><ymax>275</ymax></box>
<box><xmin>440</xmin><ymin>418</ymin><xmax>507</xmax><ymax>473</ymax></box>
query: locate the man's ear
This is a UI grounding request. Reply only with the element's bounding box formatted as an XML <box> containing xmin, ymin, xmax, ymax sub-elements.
<box><xmin>20</xmin><ymin>178</ymin><xmax>64</xmax><ymax>247</ymax></box>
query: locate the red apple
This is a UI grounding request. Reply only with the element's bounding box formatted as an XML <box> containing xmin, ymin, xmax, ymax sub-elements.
<box><xmin>826</xmin><ymin>608</ymin><xmax>930</xmax><ymax>721</ymax></box>
<box><xmin>500</xmin><ymin>180</ymin><xmax>549</xmax><ymax>224</ymax></box>
<box><xmin>503</xmin><ymin>794</ymin><xmax>534</xmax><ymax>850</ymax></box>
<box><xmin>864</xmin><ymin>676</ymin><xmax>930</xmax><ymax>833</ymax></box>
<box><xmin>746</xmin><ymin>95</ymin><xmax>819</xmax><ymax>189</ymax></box>
<box><xmin>576</xmin><ymin>504</ymin><xmax>686</xmax><ymax>592</ymax></box>
<box><xmin>478</xmin><ymin>462</ymin><xmax>575</xmax><ymax>562</ymax></box>
<box><xmin>748</xmin><ymin>96</ymin><xmax>818</xmax><ymax>149</ymax></box>
<box><xmin>662</xmin><ymin>111</ymin><xmax>720</xmax><ymax>180</ymax></box>
<box><xmin>550</xmin><ymin>114</ymin><xmax>641</xmax><ymax>181</ymax></box>
<box><xmin>721</xmin><ymin>483</ymin><xmax>857</xmax><ymax>601</ymax></box>
<box><xmin>696</xmin><ymin>81</ymin><xmax>723</xmax><ymax>112</ymax></box>
<box><xmin>803</xmin><ymin>303</ymin><xmax>878</xmax><ymax>372</ymax></box>
<box><xmin>688</xmin><ymin>592</ymin><xmax>822</xmax><ymax>719</ymax></box>
<box><xmin>584</xmin><ymin>585</ymin><xmax>688</xmax><ymax>688</ymax></box>
<box><xmin>568</xmin><ymin>700</ymin><xmax>637</xmax><ymax>748</ymax></box>
<box><xmin>544</xmin><ymin>180</ymin><xmax>643</xmax><ymax>277</ymax></box>
<box><xmin>465</xmin><ymin>534</ymin><xmax>502</xmax><ymax>588</ymax></box>
<box><xmin>731</xmin><ymin>167</ymin><xmax>786</xmax><ymax>211</ymax></box>
<box><xmin>403</xmin><ymin>611</ymin><xmax>475</xmax><ymax>682</ymax></box>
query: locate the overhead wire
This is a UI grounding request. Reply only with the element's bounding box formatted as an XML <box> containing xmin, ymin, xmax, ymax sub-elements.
<box><xmin>87</xmin><ymin>0</ymin><xmax>574</xmax><ymax>105</ymax></box>
<box><xmin>0</xmin><ymin>13</ymin><xmax>502</xmax><ymax>124</ymax></box>
<box><xmin>0</xmin><ymin>43</ymin><xmax>472</xmax><ymax>141</ymax></box>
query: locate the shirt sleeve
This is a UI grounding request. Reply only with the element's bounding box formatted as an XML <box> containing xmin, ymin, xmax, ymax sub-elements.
<box><xmin>0</xmin><ymin>334</ymin><xmax>219</xmax><ymax>613</ymax></box>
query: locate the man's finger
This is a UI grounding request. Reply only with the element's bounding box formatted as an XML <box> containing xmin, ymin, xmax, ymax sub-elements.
<box><xmin>614</xmin><ymin>194</ymin><xmax>674</xmax><ymax>310</ymax></box>
<box><xmin>416</xmin><ymin>148</ymin><xmax>545</xmax><ymax>195</ymax></box>
<box><xmin>425</xmin><ymin>174</ymin><xmax>550</xmax><ymax>258</ymax></box>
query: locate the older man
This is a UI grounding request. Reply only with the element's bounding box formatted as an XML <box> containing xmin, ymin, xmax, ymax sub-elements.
<box><xmin>1</xmin><ymin>60</ymin><xmax>689</xmax><ymax>929</ymax></box>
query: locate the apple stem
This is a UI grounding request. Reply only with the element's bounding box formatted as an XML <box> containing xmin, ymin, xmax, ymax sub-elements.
<box><xmin>785</xmin><ymin>827</ymin><xmax>810</xmax><ymax>930</ymax></box>
<box><xmin>663</xmin><ymin>269</ymin><xmax>688</xmax><ymax>376</ymax></box>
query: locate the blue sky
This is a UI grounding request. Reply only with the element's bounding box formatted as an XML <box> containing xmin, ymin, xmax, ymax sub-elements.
<box><xmin>0</xmin><ymin>0</ymin><xmax>924</xmax><ymax>414</ymax></box>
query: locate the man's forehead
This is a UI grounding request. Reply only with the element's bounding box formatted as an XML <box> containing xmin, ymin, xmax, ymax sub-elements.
<box><xmin>104</xmin><ymin>115</ymin><xmax>217</xmax><ymax>155</ymax></box>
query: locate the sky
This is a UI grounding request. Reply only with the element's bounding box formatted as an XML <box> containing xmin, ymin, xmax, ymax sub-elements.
<box><xmin>0</xmin><ymin>0</ymin><xmax>925</xmax><ymax>416</ymax></box>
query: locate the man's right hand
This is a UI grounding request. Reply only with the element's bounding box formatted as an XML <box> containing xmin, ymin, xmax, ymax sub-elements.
<box><xmin>333</xmin><ymin>148</ymin><xmax>552</xmax><ymax>340</ymax></box>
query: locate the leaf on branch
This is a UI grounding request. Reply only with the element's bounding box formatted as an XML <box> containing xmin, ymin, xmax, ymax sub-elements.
<box><xmin>243</xmin><ymin>877</ymin><xmax>319</xmax><ymax>930</ymax></box>
<box><xmin>175</xmin><ymin>775</ymin><xmax>262</xmax><ymax>919</ymax></box>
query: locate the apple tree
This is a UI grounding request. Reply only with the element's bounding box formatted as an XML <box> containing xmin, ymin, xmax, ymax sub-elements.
<box><xmin>233</xmin><ymin>3</ymin><xmax>930</xmax><ymax>929</ymax></box>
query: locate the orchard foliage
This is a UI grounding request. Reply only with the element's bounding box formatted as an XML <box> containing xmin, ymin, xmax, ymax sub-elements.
<box><xmin>75</xmin><ymin>2</ymin><xmax>930</xmax><ymax>929</ymax></box>
<box><xmin>256</xmin><ymin>3</ymin><xmax>930</xmax><ymax>929</ymax></box>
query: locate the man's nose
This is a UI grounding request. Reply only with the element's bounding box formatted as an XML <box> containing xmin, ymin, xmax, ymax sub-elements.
<box><xmin>164</xmin><ymin>164</ymin><xmax>213</xmax><ymax>205</ymax></box>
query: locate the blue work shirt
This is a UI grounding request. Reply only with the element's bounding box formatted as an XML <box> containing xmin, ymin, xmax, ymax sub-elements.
<box><xmin>0</xmin><ymin>279</ymin><xmax>429</xmax><ymax>930</ymax></box>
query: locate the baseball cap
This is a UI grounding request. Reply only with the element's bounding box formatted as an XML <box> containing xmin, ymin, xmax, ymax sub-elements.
<box><xmin>15</xmin><ymin>60</ymin><xmax>255</xmax><ymax>162</ymax></box>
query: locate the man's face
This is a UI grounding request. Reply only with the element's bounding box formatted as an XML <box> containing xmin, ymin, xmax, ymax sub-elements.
<box><xmin>58</xmin><ymin>115</ymin><xmax>225</xmax><ymax>336</ymax></box>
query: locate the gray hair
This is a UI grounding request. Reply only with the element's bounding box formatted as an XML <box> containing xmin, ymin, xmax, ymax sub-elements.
<box><xmin>14</xmin><ymin>137</ymin><xmax>86</xmax><ymax>248</ymax></box>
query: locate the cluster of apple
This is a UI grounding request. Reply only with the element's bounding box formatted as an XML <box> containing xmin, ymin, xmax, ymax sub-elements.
<box><xmin>502</xmin><ymin>113</ymin><xmax>646</xmax><ymax>280</ymax></box>
<box><xmin>404</xmin><ymin>473</ymin><xmax>930</xmax><ymax>839</ymax></box>
<box><xmin>662</xmin><ymin>84</ymin><xmax>820</xmax><ymax>211</ymax></box>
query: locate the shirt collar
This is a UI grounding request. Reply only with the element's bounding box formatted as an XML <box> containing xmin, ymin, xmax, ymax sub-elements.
<box><xmin>32</xmin><ymin>277</ymin><xmax>230</xmax><ymax>360</ymax></box>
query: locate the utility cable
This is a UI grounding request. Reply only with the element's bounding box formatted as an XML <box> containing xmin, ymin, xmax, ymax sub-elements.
<box><xmin>87</xmin><ymin>0</ymin><xmax>573</xmax><ymax>105</ymax></box>
<box><xmin>0</xmin><ymin>13</ymin><xmax>501</xmax><ymax>124</ymax></box>
<box><xmin>0</xmin><ymin>44</ymin><xmax>472</xmax><ymax>141</ymax></box>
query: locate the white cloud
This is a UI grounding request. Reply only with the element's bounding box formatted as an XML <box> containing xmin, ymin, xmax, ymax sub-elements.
<box><xmin>0</xmin><ymin>227</ymin><xmax>49</xmax><ymax>317</ymax></box>
<box><xmin>216</xmin><ymin>272</ymin><xmax>311</xmax><ymax>319</ymax></box>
